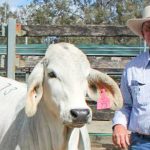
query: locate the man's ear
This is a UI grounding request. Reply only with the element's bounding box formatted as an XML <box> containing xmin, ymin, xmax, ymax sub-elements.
<box><xmin>25</xmin><ymin>58</ymin><xmax>48</xmax><ymax>117</ymax></box>
<box><xmin>87</xmin><ymin>69</ymin><xmax>123</xmax><ymax>110</ymax></box>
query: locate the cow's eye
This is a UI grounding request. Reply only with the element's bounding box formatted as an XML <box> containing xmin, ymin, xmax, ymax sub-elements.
<box><xmin>48</xmin><ymin>71</ymin><xmax>56</xmax><ymax>78</ymax></box>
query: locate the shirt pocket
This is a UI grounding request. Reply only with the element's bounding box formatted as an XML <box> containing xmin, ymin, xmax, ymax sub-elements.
<box><xmin>130</xmin><ymin>84</ymin><xmax>148</xmax><ymax>106</ymax></box>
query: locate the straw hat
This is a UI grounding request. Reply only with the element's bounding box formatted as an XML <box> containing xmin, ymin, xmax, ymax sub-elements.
<box><xmin>127</xmin><ymin>5</ymin><xmax>150</xmax><ymax>37</ymax></box>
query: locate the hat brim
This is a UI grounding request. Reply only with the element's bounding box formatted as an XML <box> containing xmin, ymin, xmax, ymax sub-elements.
<box><xmin>127</xmin><ymin>18</ymin><xmax>150</xmax><ymax>37</ymax></box>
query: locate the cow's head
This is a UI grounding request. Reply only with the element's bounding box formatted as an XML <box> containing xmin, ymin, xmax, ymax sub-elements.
<box><xmin>25</xmin><ymin>43</ymin><xmax>122</xmax><ymax>128</ymax></box>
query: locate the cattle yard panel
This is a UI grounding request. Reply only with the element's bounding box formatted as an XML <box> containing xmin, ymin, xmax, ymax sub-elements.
<box><xmin>2</xmin><ymin>18</ymin><xmax>146</xmax><ymax>80</ymax></box>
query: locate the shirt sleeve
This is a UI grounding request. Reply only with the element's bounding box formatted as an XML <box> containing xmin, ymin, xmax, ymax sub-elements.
<box><xmin>112</xmin><ymin>68</ymin><xmax>132</xmax><ymax>128</ymax></box>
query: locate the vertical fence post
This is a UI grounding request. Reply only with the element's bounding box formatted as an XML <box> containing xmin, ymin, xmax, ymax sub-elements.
<box><xmin>7</xmin><ymin>18</ymin><xmax>16</xmax><ymax>79</ymax></box>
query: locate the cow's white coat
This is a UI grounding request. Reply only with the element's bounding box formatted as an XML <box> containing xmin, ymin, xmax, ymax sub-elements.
<box><xmin>0</xmin><ymin>43</ymin><xmax>122</xmax><ymax>150</ymax></box>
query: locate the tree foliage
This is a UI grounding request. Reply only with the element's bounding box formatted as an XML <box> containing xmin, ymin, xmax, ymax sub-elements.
<box><xmin>0</xmin><ymin>0</ymin><xmax>150</xmax><ymax>26</ymax></box>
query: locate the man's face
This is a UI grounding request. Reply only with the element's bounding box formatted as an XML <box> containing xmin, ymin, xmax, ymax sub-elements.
<box><xmin>142</xmin><ymin>21</ymin><xmax>150</xmax><ymax>46</ymax></box>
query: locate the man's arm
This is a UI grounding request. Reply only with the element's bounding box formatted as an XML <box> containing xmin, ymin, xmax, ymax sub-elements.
<box><xmin>112</xmin><ymin>69</ymin><xmax>132</xmax><ymax>149</ymax></box>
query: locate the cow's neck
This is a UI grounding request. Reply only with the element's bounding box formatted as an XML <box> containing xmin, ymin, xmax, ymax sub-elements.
<box><xmin>26</xmin><ymin>100</ymin><xmax>69</xmax><ymax>150</ymax></box>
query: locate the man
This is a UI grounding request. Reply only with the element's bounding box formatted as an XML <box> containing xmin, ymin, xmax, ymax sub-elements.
<box><xmin>112</xmin><ymin>5</ymin><xmax>150</xmax><ymax>150</ymax></box>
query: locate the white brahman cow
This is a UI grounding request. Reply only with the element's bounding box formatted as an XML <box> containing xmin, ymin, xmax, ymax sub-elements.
<box><xmin>0</xmin><ymin>43</ymin><xmax>122</xmax><ymax>150</ymax></box>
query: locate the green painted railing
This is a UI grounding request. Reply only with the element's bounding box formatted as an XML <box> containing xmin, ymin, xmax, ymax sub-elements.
<box><xmin>89</xmin><ymin>133</ymin><xmax>112</xmax><ymax>137</ymax></box>
<box><xmin>0</xmin><ymin>44</ymin><xmax>146</xmax><ymax>56</ymax></box>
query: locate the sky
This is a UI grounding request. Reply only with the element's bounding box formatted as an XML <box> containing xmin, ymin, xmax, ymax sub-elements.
<box><xmin>0</xmin><ymin>0</ymin><xmax>32</xmax><ymax>11</ymax></box>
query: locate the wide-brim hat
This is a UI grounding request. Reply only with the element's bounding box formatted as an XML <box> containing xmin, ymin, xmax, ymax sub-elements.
<box><xmin>127</xmin><ymin>5</ymin><xmax>150</xmax><ymax>37</ymax></box>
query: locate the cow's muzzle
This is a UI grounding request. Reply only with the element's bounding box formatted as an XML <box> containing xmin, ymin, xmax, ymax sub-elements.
<box><xmin>70</xmin><ymin>109</ymin><xmax>90</xmax><ymax>126</ymax></box>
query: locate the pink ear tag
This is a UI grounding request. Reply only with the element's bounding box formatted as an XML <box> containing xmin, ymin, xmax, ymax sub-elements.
<box><xmin>97</xmin><ymin>88</ymin><xmax>111</xmax><ymax>110</ymax></box>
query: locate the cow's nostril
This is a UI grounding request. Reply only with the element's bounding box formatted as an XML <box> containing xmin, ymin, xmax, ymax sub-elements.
<box><xmin>70</xmin><ymin>109</ymin><xmax>78</xmax><ymax>118</ymax></box>
<box><xmin>70</xmin><ymin>109</ymin><xmax>90</xmax><ymax>123</ymax></box>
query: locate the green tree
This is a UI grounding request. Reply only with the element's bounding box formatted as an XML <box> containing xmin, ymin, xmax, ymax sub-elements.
<box><xmin>0</xmin><ymin>3</ymin><xmax>14</xmax><ymax>24</ymax></box>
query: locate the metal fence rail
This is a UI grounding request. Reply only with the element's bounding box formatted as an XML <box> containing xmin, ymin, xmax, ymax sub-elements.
<box><xmin>0</xmin><ymin>44</ymin><xmax>146</xmax><ymax>56</ymax></box>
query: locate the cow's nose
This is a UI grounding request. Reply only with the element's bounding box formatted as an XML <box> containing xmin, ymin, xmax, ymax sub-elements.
<box><xmin>70</xmin><ymin>109</ymin><xmax>90</xmax><ymax>123</ymax></box>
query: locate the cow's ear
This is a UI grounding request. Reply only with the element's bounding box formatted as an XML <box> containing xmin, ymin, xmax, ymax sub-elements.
<box><xmin>25</xmin><ymin>59</ymin><xmax>46</xmax><ymax>117</ymax></box>
<box><xmin>87</xmin><ymin>69</ymin><xmax>123</xmax><ymax>110</ymax></box>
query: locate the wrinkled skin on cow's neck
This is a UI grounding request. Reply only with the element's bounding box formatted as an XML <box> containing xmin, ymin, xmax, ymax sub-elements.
<box><xmin>0</xmin><ymin>99</ymin><xmax>77</xmax><ymax>150</ymax></box>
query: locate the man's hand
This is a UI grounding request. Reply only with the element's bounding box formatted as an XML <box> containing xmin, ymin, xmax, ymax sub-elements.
<box><xmin>112</xmin><ymin>124</ymin><xmax>130</xmax><ymax>149</ymax></box>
